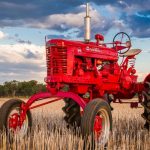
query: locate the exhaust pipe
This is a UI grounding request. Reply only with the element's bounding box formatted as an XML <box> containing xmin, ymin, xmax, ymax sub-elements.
<box><xmin>84</xmin><ymin>3</ymin><xmax>91</xmax><ymax>42</ymax></box>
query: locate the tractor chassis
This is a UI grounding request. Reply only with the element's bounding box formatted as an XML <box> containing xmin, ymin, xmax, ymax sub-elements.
<box><xmin>17</xmin><ymin>91</ymin><xmax>86</xmax><ymax>127</ymax></box>
<box><xmin>18</xmin><ymin>87</ymin><xmax>143</xmax><ymax>128</ymax></box>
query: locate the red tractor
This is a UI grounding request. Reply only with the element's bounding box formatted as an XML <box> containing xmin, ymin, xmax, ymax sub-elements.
<box><xmin>0</xmin><ymin>3</ymin><xmax>149</xmax><ymax>147</ymax></box>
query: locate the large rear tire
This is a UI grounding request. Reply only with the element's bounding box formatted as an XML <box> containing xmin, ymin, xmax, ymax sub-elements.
<box><xmin>81</xmin><ymin>98</ymin><xmax>112</xmax><ymax>149</ymax></box>
<box><xmin>141</xmin><ymin>81</ymin><xmax>150</xmax><ymax>130</ymax></box>
<box><xmin>62</xmin><ymin>98</ymin><xmax>81</xmax><ymax>128</ymax></box>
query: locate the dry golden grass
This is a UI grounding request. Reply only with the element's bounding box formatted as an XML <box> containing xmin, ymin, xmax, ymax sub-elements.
<box><xmin>0</xmin><ymin>98</ymin><xmax>150</xmax><ymax>150</ymax></box>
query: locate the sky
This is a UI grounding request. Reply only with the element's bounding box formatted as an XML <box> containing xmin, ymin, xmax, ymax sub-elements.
<box><xmin>0</xmin><ymin>0</ymin><xmax>149</xmax><ymax>83</ymax></box>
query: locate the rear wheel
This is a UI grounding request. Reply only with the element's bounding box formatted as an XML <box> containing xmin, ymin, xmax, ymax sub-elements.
<box><xmin>62</xmin><ymin>98</ymin><xmax>81</xmax><ymax>128</ymax></box>
<box><xmin>104</xmin><ymin>93</ymin><xmax>114</xmax><ymax>110</ymax></box>
<box><xmin>141</xmin><ymin>81</ymin><xmax>150</xmax><ymax>130</ymax></box>
<box><xmin>81</xmin><ymin>98</ymin><xmax>112</xmax><ymax>149</ymax></box>
<box><xmin>0</xmin><ymin>99</ymin><xmax>32</xmax><ymax>142</ymax></box>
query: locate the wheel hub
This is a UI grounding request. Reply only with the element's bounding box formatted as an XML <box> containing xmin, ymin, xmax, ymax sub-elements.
<box><xmin>94</xmin><ymin>115</ymin><xmax>103</xmax><ymax>138</ymax></box>
<box><xmin>9</xmin><ymin>113</ymin><xmax>20</xmax><ymax>130</ymax></box>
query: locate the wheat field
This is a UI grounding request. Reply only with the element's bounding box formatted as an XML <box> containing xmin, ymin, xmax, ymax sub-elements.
<box><xmin>0</xmin><ymin>98</ymin><xmax>150</xmax><ymax>150</ymax></box>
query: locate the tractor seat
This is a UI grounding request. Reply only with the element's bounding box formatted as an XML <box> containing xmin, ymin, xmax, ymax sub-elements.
<box><xmin>120</xmin><ymin>49</ymin><xmax>142</xmax><ymax>57</ymax></box>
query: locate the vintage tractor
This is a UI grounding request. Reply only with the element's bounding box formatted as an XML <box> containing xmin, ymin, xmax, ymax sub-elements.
<box><xmin>0</xmin><ymin>3</ymin><xmax>149</xmax><ymax>147</ymax></box>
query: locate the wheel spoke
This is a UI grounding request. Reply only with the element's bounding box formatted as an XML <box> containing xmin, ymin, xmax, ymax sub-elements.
<box><xmin>113</xmin><ymin>32</ymin><xmax>131</xmax><ymax>54</ymax></box>
<box><xmin>94</xmin><ymin>116</ymin><xmax>103</xmax><ymax>138</ymax></box>
<box><xmin>93</xmin><ymin>108</ymin><xmax>110</xmax><ymax>144</ymax></box>
<box><xmin>8</xmin><ymin>113</ymin><xmax>20</xmax><ymax>130</ymax></box>
<box><xmin>81</xmin><ymin>99</ymin><xmax>112</xmax><ymax>148</ymax></box>
<box><xmin>0</xmin><ymin>99</ymin><xmax>32</xmax><ymax>143</ymax></box>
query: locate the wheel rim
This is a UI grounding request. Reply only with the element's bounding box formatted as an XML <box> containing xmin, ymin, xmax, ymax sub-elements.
<box><xmin>7</xmin><ymin>107</ymin><xmax>28</xmax><ymax>137</ymax></box>
<box><xmin>94</xmin><ymin>108</ymin><xmax>110</xmax><ymax>144</ymax></box>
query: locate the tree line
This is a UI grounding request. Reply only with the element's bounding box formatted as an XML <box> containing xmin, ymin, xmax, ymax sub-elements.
<box><xmin>0</xmin><ymin>80</ymin><xmax>46</xmax><ymax>97</ymax></box>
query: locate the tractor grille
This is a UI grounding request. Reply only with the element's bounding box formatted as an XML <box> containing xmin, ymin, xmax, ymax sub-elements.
<box><xmin>46</xmin><ymin>46</ymin><xmax>67</xmax><ymax>75</ymax></box>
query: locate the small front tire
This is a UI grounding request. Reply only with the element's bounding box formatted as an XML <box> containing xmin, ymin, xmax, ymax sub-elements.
<box><xmin>0</xmin><ymin>99</ymin><xmax>32</xmax><ymax>140</ymax></box>
<box><xmin>81</xmin><ymin>98</ymin><xmax>112</xmax><ymax>148</ymax></box>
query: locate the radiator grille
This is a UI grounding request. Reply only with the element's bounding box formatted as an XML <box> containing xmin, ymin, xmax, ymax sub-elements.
<box><xmin>46</xmin><ymin>47</ymin><xmax>67</xmax><ymax>75</ymax></box>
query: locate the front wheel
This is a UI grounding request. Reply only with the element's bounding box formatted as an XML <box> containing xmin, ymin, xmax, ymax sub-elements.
<box><xmin>0</xmin><ymin>99</ymin><xmax>32</xmax><ymax>141</ymax></box>
<box><xmin>81</xmin><ymin>98</ymin><xmax>112</xmax><ymax>148</ymax></box>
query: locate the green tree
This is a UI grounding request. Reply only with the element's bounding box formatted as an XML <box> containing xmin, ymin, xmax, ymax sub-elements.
<box><xmin>0</xmin><ymin>80</ymin><xmax>46</xmax><ymax>97</ymax></box>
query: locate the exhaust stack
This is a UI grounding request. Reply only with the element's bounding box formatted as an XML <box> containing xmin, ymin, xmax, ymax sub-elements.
<box><xmin>84</xmin><ymin>3</ymin><xmax>91</xmax><ymax>42</ymax></box>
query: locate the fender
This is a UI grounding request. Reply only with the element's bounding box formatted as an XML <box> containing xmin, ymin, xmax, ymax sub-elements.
<box><xmin>144</xmin><ymin>73</ymin><xmax>150</xmax><ymax>84</ymax></box>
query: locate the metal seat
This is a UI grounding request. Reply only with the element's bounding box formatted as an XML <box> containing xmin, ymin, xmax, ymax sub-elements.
<box><xmin>120</xmin><ymin>49</ymin><xmax>142</xmax><ymax>57</ymax></box>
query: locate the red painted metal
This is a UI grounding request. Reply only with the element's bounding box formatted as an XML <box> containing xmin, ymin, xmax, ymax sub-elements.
<box><xmin>45</xmin><ymin>36</ymin><xmax>142</xmax><ymax>99</ymax></box>
<box><xmin>21</xmin><ymin>91</ymin><xmax>86</xmax><ymax>111</ymax></box>
<box><xmin>2</xmin><ymin>4</ymin><xmax>149</xmax><ymax>141</ymax></box>
<box><xmin>9</xmin><ymin>113</ymin><xmax>20</xmax><ymax>130</ymax></box>
<box><xmin>94</xmin><ymin>116</ymin><xmax>103</xmax><ymax>139</ymax></box>
<box><xmin>29</xmin><ymin>97</ymin><xmax>62</xmax><ymax>110</ymax></box>
<box><xmin>16</xmin><ymin>32</ymin><xmax>149</xmax><ymax>130</ymax></box>
<box><xmin>24</xmin><ymin>92</ymin><xmax>52</xmax><ymax>107</ymax></box>
<box><xmin>57</xmin><ymin>91</ymin><xmax>86</xmax><ymax>108</ymax></box>
<box><xmin>23</xmin><ymin>32</ymin><xmax>147</xmax><ymax>111</ymax></box>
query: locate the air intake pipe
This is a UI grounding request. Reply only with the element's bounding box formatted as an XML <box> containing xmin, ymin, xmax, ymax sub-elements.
<box><xmin>84</xmin><ymin>3</ymin><xmax>91</xmax><ymax>42</ymax></box>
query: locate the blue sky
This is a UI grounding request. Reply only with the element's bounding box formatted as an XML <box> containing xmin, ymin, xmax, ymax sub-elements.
<box><xmin>0</xmin><ymin>0</ymin><xmax>149</xmax><ymax>83</ymax></box>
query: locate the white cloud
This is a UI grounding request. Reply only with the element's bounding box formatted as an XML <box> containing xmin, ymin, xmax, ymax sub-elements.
<box><xmin>0</xmin><ymin>4</ymin><xmax>117</xmax><ymax>36</ymax></box>
<box><xmin>113</xmin><ymin>19</ymin><xmax>126</xmax><ymax>29</ymax></box>
<box><xmin>105</xmin><ymin>5</ymin><xmax>117</xmax><ymax>14</ymax></box>
<box><xmin>0</xmin><ymin>43</ymin><xmax>45</xmax><ymax>63</ymax></box>
<box><xmin>0</xmin><ymin>43</ymin><xmax>46</xmax><ymax>83</ymax></box>
<box><xmin>26</xmin><ymin>5</ymin><xmax>111</xmax><ymax>32</ymax></box>
<box><xmin>26</xmin><ymin>12</ymin><xmax>85</xmax><ymax>29</ymax></box>
<box><xmin>0</xmin><ymin>5</ymin><xmax>122</xmax><ymax>36</ymax></box>
<box><xmin>118</xmin><ymin>1</ymin><xmax>129</xmax><ymax>7</ymax></box>
<box><xmin>0</xmin><ymin>31</ymin><xmax>7</xmax><ymax>39</ymax></box>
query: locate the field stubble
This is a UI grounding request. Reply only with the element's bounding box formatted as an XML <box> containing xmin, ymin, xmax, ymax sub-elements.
<box><xmin>0</xmin><ymin>98</ymin><xmax>150</xmax><ymax>150</ymax></box>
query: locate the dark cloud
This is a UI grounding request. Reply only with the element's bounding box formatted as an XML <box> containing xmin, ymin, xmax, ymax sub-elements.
<box><xmin>0</xmin><ymin>0</ymin><xmax>149</xmax><ymax>19</ymax></box>
<box><xmin>46</xmin><ymin>32</ymin><xmax>81</xmax><ymax>40</ymax></box>
<box><xmin>0</xmin><ymin>0</ymin><xmax>150</xmax><ymax>38</ymax></box>
<box><xmin>76</xmin><ymin>15</ymin><xmax>113</xmax><ymax>39</ymax></box>
<box><xmin>94</xmin><ymin>0</ymin><xmax>150</xmax><ymax>10</ymax></box>
<box><xmin>23</xmin><ymin>49</ymin><xmax>38</xmax><ymax>59</ymax></box>
<box><xmin>0</xmin><ymin>62</ymin><xmax>45</xmax><ymax>73</ymax></box>
<box><xmin>7</xmin><ymin>34</ymin><xmax>32</xmax><ymax>44</ymax></box>
<box><xmin>122</xmin><ymin>10</ymin><xmax>150</xmax><ymax>38</ymax></box>
<box><xmin>138</xmin><ymin>10</ymin><xmax>150</xmax><ymax>17</ymax></box>
<box><xmin>17</xmin><ymin>39</ymin><xmax>32</xmax><ymax>44</ymax></box>
<box><xmin>46</xmin><ymin>34</ymin><xmax>67</xmax><ymax>39</ymax></box>
<box><xmin>2</xmin><ymin>0</ymin><xmax>148</xmax><ymax>21</ymax></box>
<box><xmin>14</xmin><ymin>33</ymin><xmax>19</xmax><ymax>37</ymax></box>
<box><xmin>0</xmin><ymin>61</ymin><xmax>46</xmax><ymax>83</ymax></box>
<box><xmin>48</xmin><ymin>24</ymin><xmax>71</xmax><ymax>32</ymax></box>
<box><xmin>0</xmin><ymin>0</ymin><xmax>82</xmax><ymax>20</ymax></box>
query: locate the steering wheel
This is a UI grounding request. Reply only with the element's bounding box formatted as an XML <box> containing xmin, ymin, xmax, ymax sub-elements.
<box><xmin>113</xmin><ymin>32</ymin><xmax>131</xmax><ymax>54</ymax></box>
